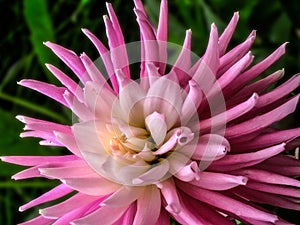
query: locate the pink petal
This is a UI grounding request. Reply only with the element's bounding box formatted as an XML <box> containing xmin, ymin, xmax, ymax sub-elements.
<box><xmin>157</xmin><ymin>0</ymin><xmax>168</xmax><ymax>74</ymax></box>
<box><xmin>80</xmin><ymin>52</ymin><xmax>113</xmax><ymax>91</ymax></box>
<box><xmin>190</xmin><ymin>171</ymin><xmax>248</xmax><ymax>190</ymax></box>
<box><xmin>219</xmin><ymin>12</ymin><xmax>239</xmax><ymax>56</ymax></box>
<box><xmin>233</xmin><ymin>168</ymin><xmax>300</xmax><ymax>188</ymax></box>
<box><xmin>199</xmin><ymin>93</ymin><xmax>258</xmax><ymax>132</ymax></box>
<box><xmin>12</xmin><ymin>166</ymin><xmax>43</xmax><ymax>180</ymax></box>
<box><xmin>218</xmin><ymin>30</ymin><xmax>256</xmax><ymax>76</ymax></box>
<box><xmin>100</xmin><ymin>186</ymin><xmax>144</xmax><ymax>207</ymax></box>
<box><xmin>228</xmin><ymin>69</ymin><xmax>284</xmax><ymax>106</ymax></box>
<box><xmin>174</xmin><ymin>161</ymin><xmax>200</xmax><ymax>182</ymax></box>
<box><xmin>44</xmin><ymin>42</ymin><xmax>87</xmax><ymax>83</ymax></box>
<box><xmin>18</xmin><ymin>215</ymin><xmax>55</xmax><ymax>225</ymax></box>
<box><xmin>45</xmin><ymin>64</ymin><xmax>84</xmax><ymax>101</ymax></box>
<box><xmin>81</xmin><ymin>28</ymin><xmax>117</xmax><ymax>91</ymax></box>
<box><xmin>208</xmin><ymin>143</ymin><xmax>286</xmax><ymax>171</ymax></box>
<box><xmin>157</xmin><ymin>178</ymin><xmax>181</xmax><ymax>214</ymax></box>
<box><xmin>0</xmin><ymin>155</ymin><xmax>77</xmax><ymax>166</ymax></box>
<box><xmin>232</xmin><ymin>127</ymin><xmax>300</xmax><ymax>152</ymax></box>
<box><xmin>225</xmin><ymin>95</ymin><xmax>299</xmax><ymax>139</ymax></box>
<box><xmin>133</xmin><ymin>185</ymin><xmax>161</xmax><ymax>225</ymax></box>
<box><xmin>18</xmin><ymin>79</ymin><xmax>68</xmax><ymax>107</ymax></box>
<box><xmin>112</xmin><ymin>203</ymin><xmax>137</xmax><ymax>225</ymax></box>
<box><xmin>40</xmin><ymin>193</ymin><xmax>100</xmax><ymax>218</ymax></box>
<box><xmin>170</xmin><ymin>29</ymin><xmax>192</xmax><ymax>86</ymax></box>
<box><xmin>226</xmin><ymin>42</ymin><xmax>287</xmax><ymax>94</ymax></box>
<box><xmin>254</xmin><ymin>74</ymin><xmax>300</xmax><ymax>109</ymax></box>
<box><xmin>202</xmin><ymin>23</ymin><xmax>219</xmax><ymax>75</ymax></box>
<box><xmin>132</xmin><ymin>160</ymin><xmax>169</xmax><ymax>185</ymax></box>
<box><xmin>54</xmin><ymin>131</ymin><xmax>82</xmax><ymax>156</ymax></box>
<box><xmin>19</xmin><ymin>184</ymin><xmax>73</xmax><ymax>211</ymax></box>
<box><xmin>71</xmin><ymin>205</ymin><xmax>129</xmax><ymax>225</ymax></box>
<box><xmin>84</xmin><ymin>81</ymin><xmax>117</xmax><ymax>120</ymax></box>
<box><xmin>39</xmin><ymin>161</ymin><xmax>97</xmax><ymax>179</ymax></box>
<box><xmin>155</xmin><ymin>208</ymin><xmax>170</xmax><ymax>225</ymax></box>
<box><xmin>177</xmin><ymin>181</ymin><xmax>278</xmax><ymax>223</ymax></box>
<box><xmin>62</xmin><ymin>177</ymin><xmax>120</xmax><ymax>196</ymax></box>
<box><xmin>181</xmin><ymin>79</ymin><xmax>202</xmax><ymax>124</ymax></box>
<box><xmin>246</xmin><ymin>181</ymin><xmax>300</xmax><ymax>198</ymax></box>
<box><xmin>192</xmin><ymin>134</ymin><xmax>230</xmax><ymax>161</ymax></box>
<box><xmin>103</xmin><ymin>13</ymin><xmax>130</xmax><ymax>78</ymax></box>
<box><xmin>234</xmin><ymin>186</ymin><xmax>300</xmax><ymax>211</ymax></box>
<box><xmin>63</xmin><ymin>90</ymin><xmax>93</xmax><ymax>121</ymax></box>
<box><xmin>180</xmin><ymin>192</ymin><xmax>236</xmax><ymax>225</ymax></box>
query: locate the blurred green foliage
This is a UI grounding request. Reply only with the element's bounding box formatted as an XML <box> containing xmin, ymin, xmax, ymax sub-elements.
<box><xmin>0</xmin><ymin>0</ymin><xmax>299</xmax><ymax>224</ymax></box>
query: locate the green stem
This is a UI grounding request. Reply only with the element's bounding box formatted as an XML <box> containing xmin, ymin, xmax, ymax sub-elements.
<box><xmin>0</xmin><ymin>180</ymin><xmax>58</xmax><ymax>188</ymax></box>
<box><xmin>0</xmin><ymin>92</ymin><xmax>67</xmax><ymax>123</ymax></box>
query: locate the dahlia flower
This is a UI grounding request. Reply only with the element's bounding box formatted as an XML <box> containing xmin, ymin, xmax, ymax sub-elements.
<box><xmin>2</xmin><ymin>0</ymin><xmax>300</xmax><ymax>224</ymax></box>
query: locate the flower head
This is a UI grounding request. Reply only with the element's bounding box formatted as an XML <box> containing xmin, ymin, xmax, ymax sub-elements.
<box><xmin>2</xmin><ymin>0</ymin><xmax>300</xmax><ymax>224</ymax></box>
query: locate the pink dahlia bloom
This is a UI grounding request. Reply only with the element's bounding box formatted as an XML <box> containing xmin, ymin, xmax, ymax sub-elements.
<box><xmin>2</xmin><ymin>0</ymin><xmax>300</xmax><ymax>224</ymax></box>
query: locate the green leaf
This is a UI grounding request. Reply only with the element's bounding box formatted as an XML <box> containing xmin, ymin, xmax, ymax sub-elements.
<box><xmin>23</xmin><ymin>0</ymin><xmax>58</xmax><ymax>84</ymax></box>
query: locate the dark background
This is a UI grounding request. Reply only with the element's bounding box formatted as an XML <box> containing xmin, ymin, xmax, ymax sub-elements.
<box><xmin>0</xmin><ymin>0</ymin><xmax>299</xmax><ymax>224</ymax></box>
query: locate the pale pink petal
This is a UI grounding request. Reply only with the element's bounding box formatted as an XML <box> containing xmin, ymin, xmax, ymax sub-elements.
<box><xmin>208</xmin><ymin>143</ymin><xmax>286</xmax><ymax>171</ymax></box>
<box><xmin>133</xmin><ymin>185</ymin><xmax>161</xmax><ymax>225</ymax></box>
<box><xmin>219</xmin><ymin>12</ymin><xmax>239</xmax><ymax>56</ymax></box>
<box><xmin>145</xmin><ymin>112</ymin><xmax>167</xmax><ymax>146</ymax></box>
<box><xmin>18</xmin><ymin>79</ymin><xmax>68</xmax><ymax>107</ymax></box>
<box><xmin>19</xmin><ymin>184</ymin><xmax>73</xmax><ymax>211</ymax></box>
<box><xmin>225</xmin><ymin>95</ymin><xmax>299</xmax><ymax>139</ymax></box>
<box><xmin>144</xmin><ymin>76</ymin><xmax>183</xmax><ymax>129</ymax></box>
